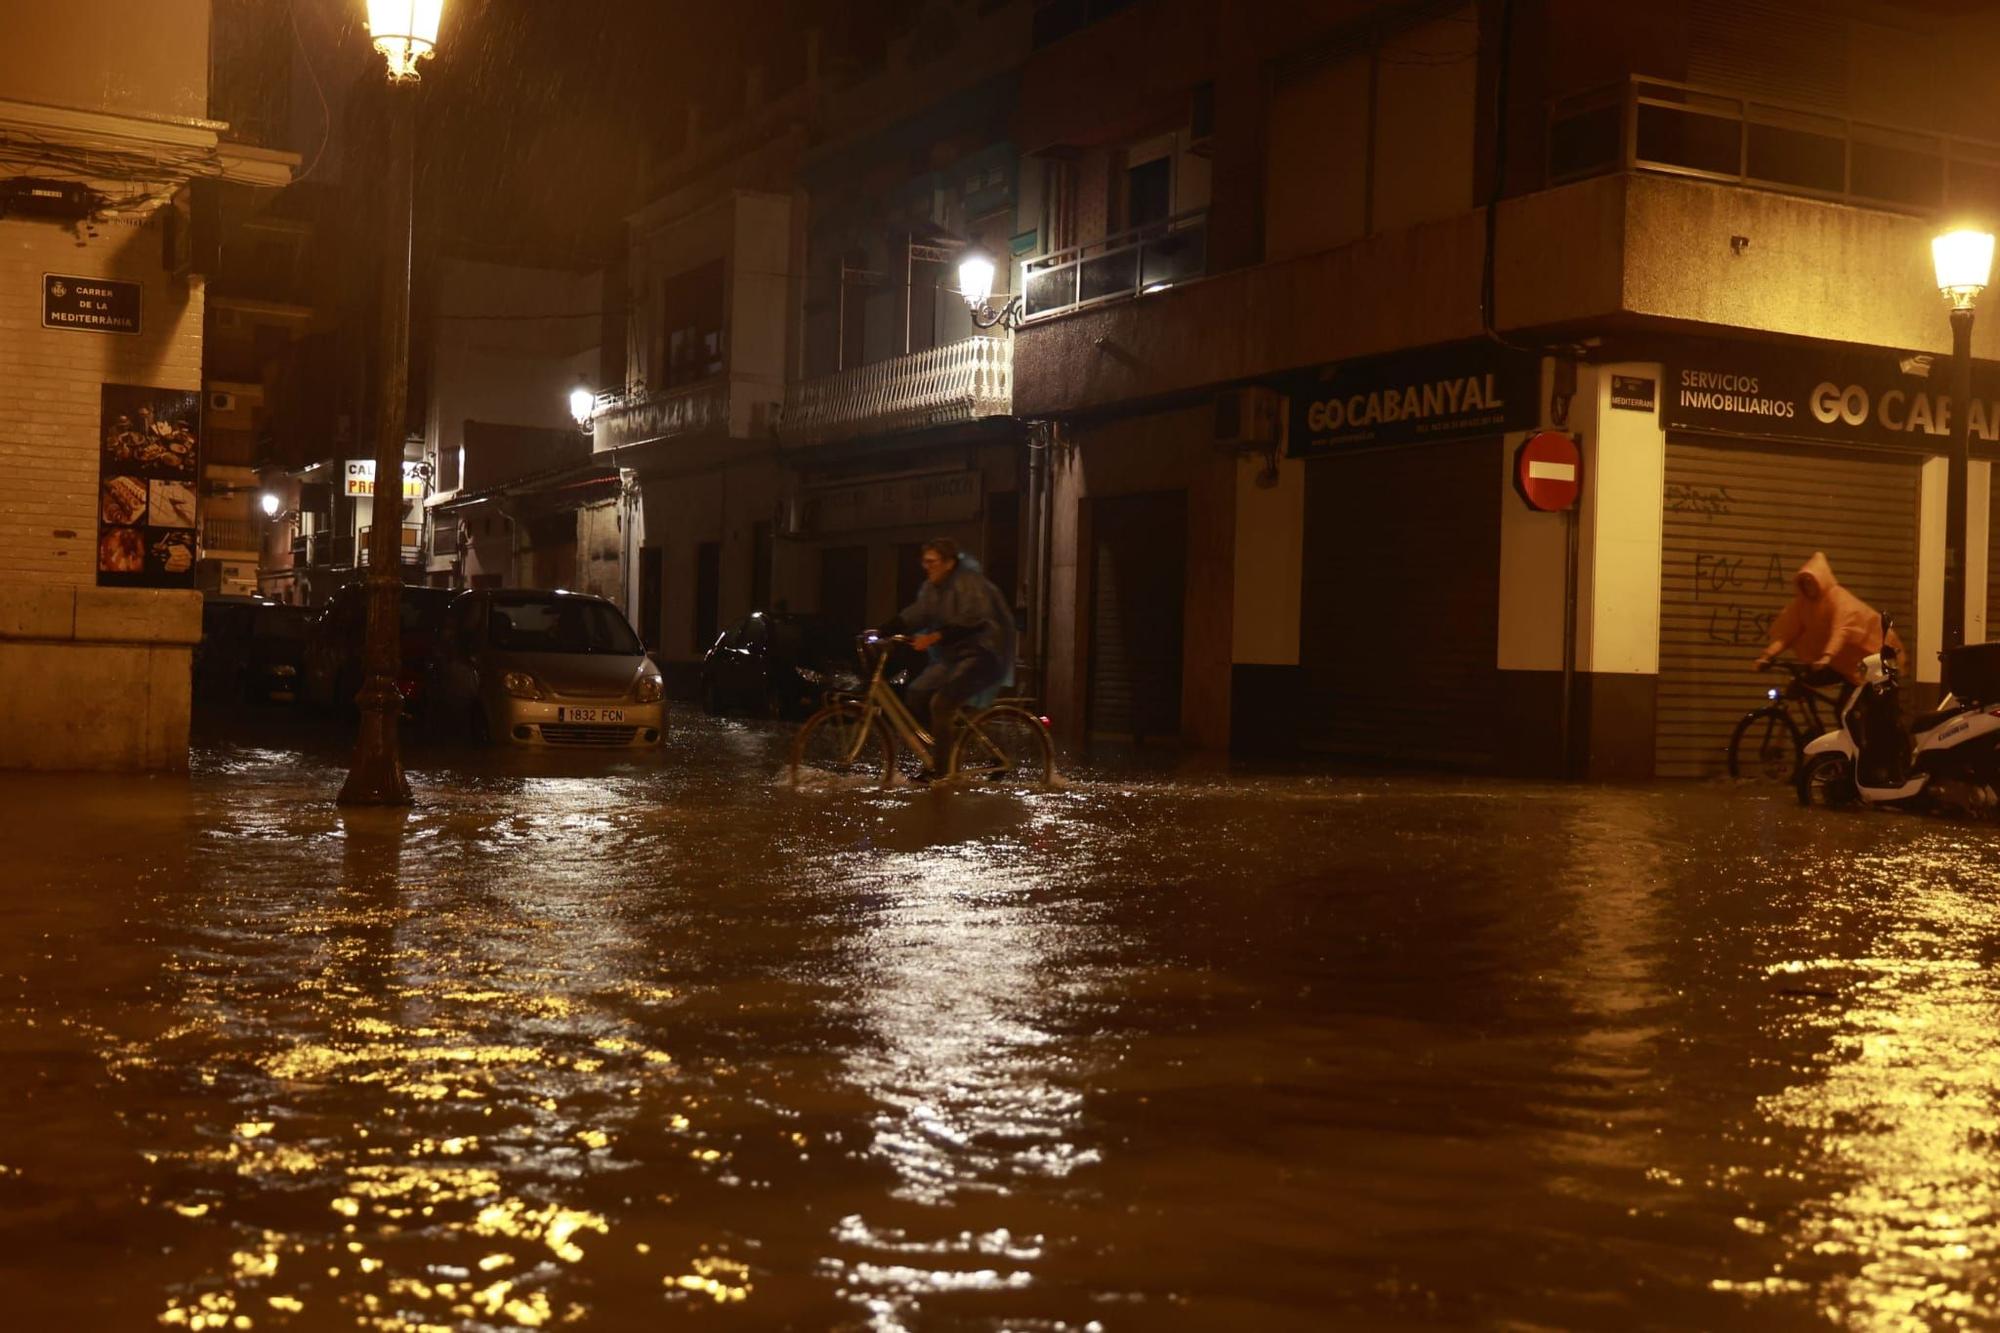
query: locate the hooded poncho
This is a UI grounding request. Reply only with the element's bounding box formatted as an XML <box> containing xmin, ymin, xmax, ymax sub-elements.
<box><xmin>1761</xmin><ymin>552</ymin><xmax>1899</xmax><ymax>683</ymax></box>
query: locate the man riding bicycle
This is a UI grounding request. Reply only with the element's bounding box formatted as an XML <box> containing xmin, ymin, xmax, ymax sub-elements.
<box><xmin>880</xmin><ymin>538</ymin><xmax>1015</xmax><ymax>779</ymax></box>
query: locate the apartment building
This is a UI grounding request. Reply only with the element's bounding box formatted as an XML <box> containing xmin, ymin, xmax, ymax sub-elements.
<box><xmin>1008</xmin><ymin>0</ymin><xmax>2000</xmax><ymax>777</ymax></box>
<box><xmin>0</xmin><ymin>0</ymin><xmax>292</xmax><ymax>770</ymax></box>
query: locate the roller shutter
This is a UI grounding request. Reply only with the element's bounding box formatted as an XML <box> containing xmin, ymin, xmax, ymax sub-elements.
<box><xmin>1088</xmin><ymin>492</ymin><xmax>1186</xmax><ymax>741</ymax></box>
<box><xmin>1657</xmin><ymin>438</ymin><xmax>1921</xmax><ymax>778</ymax></box>
<box><xmin>1298</xmin><ymin>437</ymin><xmax>1501</xmax><ymax>766</ymax></box>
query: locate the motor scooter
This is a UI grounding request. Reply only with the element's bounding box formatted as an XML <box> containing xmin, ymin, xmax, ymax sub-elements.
<box><xmin>1796</xmin><ymin>618</ymin><xmax>2000</xmax><ymax>813</ymax></box>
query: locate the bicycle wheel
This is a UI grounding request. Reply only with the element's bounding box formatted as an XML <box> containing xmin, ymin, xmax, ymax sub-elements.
<box><xmin>791</xmin><ymin>701</ymin><xmax>894</xmax><ymax>787</ymax></box>
<box><xmin>1727</xmin><ymin>709</ymin><xmax>1801</xmax><ymax>782</ymax></box>
<box><xmin>950</xmin><ymin>703</ymin><xmax>1056</xmax><ymax>789</ymax></box>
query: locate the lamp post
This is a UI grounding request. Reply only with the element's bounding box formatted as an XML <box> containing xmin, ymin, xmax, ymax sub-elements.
<box><xmin>339</xmin><ymin>0</ymin><xmax>444</xmax><ymax>807</ymax></box>
<box><xmin>1933</xmin><ymin>227</ymin><xmax>1994</xmax><ymax>654</ymax></box>
<box><xmin>956</xmin><ymin>248</ymin><xmax>1023</xmax><ymax>330</ymax></box>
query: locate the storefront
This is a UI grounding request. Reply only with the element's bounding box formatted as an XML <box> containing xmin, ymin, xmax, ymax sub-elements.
<box><xmin>1284</xmin><ymin>340</ymin><xmax>1540</xmax><ymax>767</ymax></box>
<box><xmin>1648</xmin><ymin>342</ymin><xmax>1986</xmax><ymax>777</ymax></box>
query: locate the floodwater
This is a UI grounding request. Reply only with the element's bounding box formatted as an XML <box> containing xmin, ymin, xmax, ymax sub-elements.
<box><xmin>4</xmin><ymin>714</ymin><xmax>2000</xmax><ymax>1331</ymax></box>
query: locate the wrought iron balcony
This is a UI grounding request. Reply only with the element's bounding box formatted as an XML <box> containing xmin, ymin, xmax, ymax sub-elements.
<box><xmin>590</xmin><ymin>379</ymin><xmax>732</xmax><ymax>452</ymax></box>
<box><xmin>777</xmin><ymin>336</ymin><xmax>1012</xmax><ymax>446</ymax></box>
<box><xmin>1548</xmin><ymin>75</ymin><xmax>2000</xmax><ymax>218</ymax></box>
<box><xmin>1023</xmin><ymin>207</ymin><xmax>1210</xmax><ymax>321</ymax></box>
<box><xmin>200</xmin><ymin>516</ymin><xmax>258</xmax><ymax>552</ymax></box>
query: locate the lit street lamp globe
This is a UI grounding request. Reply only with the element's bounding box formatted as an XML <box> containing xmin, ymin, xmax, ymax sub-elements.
<box><xmin>957</xmin><ymin>250</ymin><xmax>997</xmax><ymax>309</ymax></box>
<box><xmin>260</xmin><ymin>492</ymin><xmax>281</xmax><ymax>518</ymax></box>
<box><xmin>1933</xmin><ymin>227</ymin><xmax>1994</xmax><ymax>309</ymax></box>
<box><xmin>366</xmin><ymin>0</ymin><xmax>444</xmax><ymax>80</ymax></box>
<box><xmin>569</xmin><ymin>385</ymin><xmax>595</xmax><ymax>427</ymax></box>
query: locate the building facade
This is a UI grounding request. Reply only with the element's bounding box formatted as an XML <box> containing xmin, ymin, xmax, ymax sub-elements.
<box><xmin>1005</xmin><ymin>0</ymin><xmax>2000</xmax><ymax>778</ymax></box>
<box><xmin>0</xmin><ymin>0</ymin><xmax>291</xmax><ymax>770</ymax></box>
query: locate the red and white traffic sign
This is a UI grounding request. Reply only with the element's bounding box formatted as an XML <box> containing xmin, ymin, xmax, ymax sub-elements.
<box><xmin>1514</xmin><ymin>430</ymin><xmax>1581</xmax><ymax>512</ymax></box>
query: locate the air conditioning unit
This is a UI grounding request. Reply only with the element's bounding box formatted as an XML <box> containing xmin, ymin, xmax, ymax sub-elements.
<box><xmin>1214</xmin><ymin>386</ymin><xmax>1281</xmax><ymax>450</ymax></box>
<box><xmin>209</xmin><ymin>391</ymin><xmax>238</xmax><ymax>413</ymax></box>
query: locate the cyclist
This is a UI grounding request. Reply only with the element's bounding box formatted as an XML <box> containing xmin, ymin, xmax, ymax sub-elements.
<box><xmin>881</xmin><ymin>538</ymin><xmax>1015</xmax><ymax>779</ymax></box>
<box><xmin>1752</xmin><ymin>551</ymin><xmax>1902</xmax><ymax>698</ymax></box>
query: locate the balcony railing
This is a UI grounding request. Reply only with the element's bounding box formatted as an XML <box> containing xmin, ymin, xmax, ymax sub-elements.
<box><xmin>1548</xmin><ymin>75</ymin><xmax>2000</xmax><ymax>218</ymax></box>
<box><xmin>778</xmin><ymin>337</ymin><xmax>1012</xmax><ymax>445</ymax></box>
<box><xmin>200</xmin><ymin>516</ymin><xmax>258</xmax><ymax>552</ymax></box>
<box><xmin>358</xmin><ymin>525</ymin><xmax>423</xmax><ymax>567</ymax></box>
<box><xmin>1023</xmin><ymin>206</ymin><xmax>1209</xmax><ymax>321</ymax></box>
<box><xmin>292</xmin><ymin>531</ymin><xmax>355</xmax><ymax>568</ymax></box>
<box><xmin>590</xmin><ymin>378</ymin><xmax>731</xmax><ymax>452</ymax></box>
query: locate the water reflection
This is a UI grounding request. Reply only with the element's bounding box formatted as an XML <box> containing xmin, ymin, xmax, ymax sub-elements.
<box><xmin>824</xmin><ymin>833</ymin><xmax>1092</xmax><ymax>1330</ymax></box>
<box><xmin>1752</xmin><ymin>840</ymin><xmax>2000</xmax><ymax>1331</ymax></box>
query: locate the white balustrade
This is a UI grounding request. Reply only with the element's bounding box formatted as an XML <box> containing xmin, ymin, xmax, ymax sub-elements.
<box><xmin>778</xmin><ymin>336</ymin><xmax>1012</xmax><ymax>444</ymax></box>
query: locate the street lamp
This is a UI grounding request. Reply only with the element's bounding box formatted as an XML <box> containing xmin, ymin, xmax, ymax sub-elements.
<box><xmin>957</xmin><ymin>248</ymin><xmax>1022</xmax><ymax>330</ymax></box>
<box><xmin>1932</xmin><ymin>226</ymin><xmax>1993</xmax><ymax>654</ymax></box>
<box><xmin>569</xmin><ymin>383</ymin><xmax>596</xmax><ymax>430</ymax></box>
<box><xmin>260</xmin><ymin>491</ymin><xmax>282</xmax><ymax>519</ymax></box>
<box><xmin>340</xmin><ymin>0</ymin><xmax>444</xmax><ymax>807</ymax></box>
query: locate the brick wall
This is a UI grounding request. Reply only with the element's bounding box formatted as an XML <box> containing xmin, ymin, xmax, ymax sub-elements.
<box><xmin>0</xmin><ymin>211</ymin><xmax>205</xmax><ymax>587</ymax></box>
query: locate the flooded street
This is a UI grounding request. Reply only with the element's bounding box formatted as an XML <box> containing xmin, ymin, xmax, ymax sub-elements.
<box><xmin>4</xmin><ymin>715</ymin><xmax>2000</xmax><ymax>1330</ymax></box>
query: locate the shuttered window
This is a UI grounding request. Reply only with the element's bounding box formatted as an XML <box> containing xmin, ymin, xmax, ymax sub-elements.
<box><xmin>1088</xmin><ymin>492</ymin><xmax>1186</xmax><ymax>741</ymax></box>
<box><xmin>1656</xmin><ymin>438</ymin><xmax>1921</xmax><ymax>778</ymax></box>
<box><xmin>1688</xmin><ymin>1</ymin><xmax>1847</xmax><ymax>112</ymax></box>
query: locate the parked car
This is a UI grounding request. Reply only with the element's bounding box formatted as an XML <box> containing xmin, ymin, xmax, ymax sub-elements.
<box><xmin>195</xmin><ymin>595</ymin><xmax>309</xmax><ymax>705</ymax></box>
<box><xmin>429</xmin><ymin>588</ymin><xmax>665</xmax><ymax>747</ymax></box>
<box><xmin>301</xmin><ymin>582</ymin><xmax>454</xmax><ymax>719</ymax></box>
<box><xmin>700</xmin><ymin>612</ymin><xmax>864</xmax><ymax>719</ymax></box>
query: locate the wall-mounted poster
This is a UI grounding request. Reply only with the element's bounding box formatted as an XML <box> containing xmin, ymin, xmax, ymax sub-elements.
<box><xmin>97</xmin><ymin>384</ymin><xmax>200</xmax><ymax>587</ymax></box>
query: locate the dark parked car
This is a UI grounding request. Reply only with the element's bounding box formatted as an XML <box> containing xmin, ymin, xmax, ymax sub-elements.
<box><xmin>301</xmin><ymin>582</ymin><xmax>455</xmax><ymax>718</ymax></box>
<box><xmin>195</xmin><ymin>596</ymin><xmax>310</xmax><ymax>704</ymax></box>
<box><xmin>700</xmin><ymin>612</ymin><xmax>867</xmax><ymax>719</ymax></box>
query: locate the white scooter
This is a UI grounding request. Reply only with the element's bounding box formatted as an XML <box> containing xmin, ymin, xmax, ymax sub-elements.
<box><xmin>1796</xmin><ymin>620</ymin><xmax>2000</xmax><ymax>814</ymax></box>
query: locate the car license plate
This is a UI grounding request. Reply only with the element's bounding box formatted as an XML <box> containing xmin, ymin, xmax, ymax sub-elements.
<box><xmin>559</xmin><ymin>707</ymin><xmax>624</xmax><ymax>723</ymax></box>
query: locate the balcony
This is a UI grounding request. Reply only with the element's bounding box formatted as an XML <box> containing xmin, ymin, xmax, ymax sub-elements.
<box><xmin>291</xmin><ymin>531</ymin><xmax>355</xmax><ymax>568</ymax></box>
<box><xmin>358</xmin><ymin>525</ymin><xmax>423</xmax><ymax>568</ymax></box>
<box><xmin>1548</xmin><ymin>75</ymin><xmax>2000</xmax><ymax>218</ymax></box>
<box><xmin>590</xmin><ymin>379</ymin><xmax>733</xmax><ymax>453</ymax></box>
<box><xmin>1023</xmin><ymin>207</ymin><xmax>1209</xmax><ymax>321</ymax></box>
<box><xmin>200</xmin><ymin>516</ymin><xmax>258</xmax><ymax>553</ymax></box>
<box><xmin>777</xmin><ymin>337</ymin><xmax>1012</xmax><ymax>447</ymax></box>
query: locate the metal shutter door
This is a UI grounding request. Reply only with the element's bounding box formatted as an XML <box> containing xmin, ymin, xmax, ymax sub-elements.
<box><xmin>1088</xmin><ymin>492</ymin><xmax>1186</xmax><ymax>741</ymax></box>
<box><xmin>1688</xmin><ymin>1</ymin><xmax>1847</xmax><ymax>111</ymax></box>
<box><xmin>1297</xmin><ymin>438</ymin><xmax>1501</xmax><ymax>766</ymax></box>
<box><xmin>1657</xmin><ymin>439</ymin><xmax>1921</xmax><ymax>778</ymax></box>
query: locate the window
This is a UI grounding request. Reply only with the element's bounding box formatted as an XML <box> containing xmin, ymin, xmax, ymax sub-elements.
<box><xmin>660</xmin><ymin>260</ymin><xmax>725</xmax><ymax>388</ymax></box>
<box><xmin>487</xmin><ymin>598</ymin><xmax>641</xmax><ymax>655</ymax></box>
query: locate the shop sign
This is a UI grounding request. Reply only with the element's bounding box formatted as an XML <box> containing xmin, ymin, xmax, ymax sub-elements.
<box><xmin>344</xmin><ymin>459</ymin><xmax>427</xmax><ymax>500</ymax></box>
<box><xmin>96</xmin><ymin>384</ymin><xmax>200</xmax><ymax>588</ymax></box>
<box><xmin>1284</xmin><ymin>340</ymin><xmax>1540</xmax><ymax>456</ymax></box>
<box><xmin>45</xmin><ymin>274</ymin><xmax>142</xmax><ymax>334</ymax></box>
<box><xmin>1664</xmin><ymin>344</ymin><xmax>2000</xmax><ymax>448</ymax></box>
<box><xmin>801</xmin><ymin>470</ymin><xmax>981</xmax><ymax>535</ymax></box>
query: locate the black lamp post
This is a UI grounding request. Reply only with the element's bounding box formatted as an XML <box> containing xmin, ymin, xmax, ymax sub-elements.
<box><xmin>339</xmin><ymin>0</ymin><xmax>443</xmax><ymax>806</ymax></box>
<box><xmin>1932</xmin><ymin>227</ymin><xmax>1994</xmax><ymax>655</ymax></box>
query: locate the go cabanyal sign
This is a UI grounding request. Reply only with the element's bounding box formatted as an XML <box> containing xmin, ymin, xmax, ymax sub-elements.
<box><xmin>1284</xmin><ymin>340</ymin><xmax>1539</xmax><ymax>456</ymax></box>
<box><xmin>1664</xmin><ymin>343</ymin><xmax>2000</xmax><ymax>449</ymax></box>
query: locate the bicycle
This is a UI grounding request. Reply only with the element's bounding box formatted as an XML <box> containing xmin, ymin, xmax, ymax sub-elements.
<box><xmin>789</xmin><ymin>634</ymin><xmax>1057</xmax><ymax>789</ymax></box>
<box><xmin>1727</xmin><ymin>660</ymin><xmax>1843</xmax><ymax>782</ymax></box>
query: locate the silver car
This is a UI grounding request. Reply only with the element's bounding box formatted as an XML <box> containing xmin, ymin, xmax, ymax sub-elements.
<box><xmin>430</xmin><ymin>589</ymin><xmax>665</xmax><ymax>747</ymax></box>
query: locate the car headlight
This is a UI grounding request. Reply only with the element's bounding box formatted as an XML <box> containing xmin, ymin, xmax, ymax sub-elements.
<box><xmin>502</xmin><ymin>671</ymin><xmax>544</xmax><ymax>700</ymax></box>
<box><xmin>634</xmin><ymin>673</ymin><xmax>664</xmax><ymax>703</ymax></box>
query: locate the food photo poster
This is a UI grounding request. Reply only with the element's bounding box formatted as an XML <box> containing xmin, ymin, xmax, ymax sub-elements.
<box><xmin>97</xmin><ymin>384</ymin><xmax>200</xmax><ymax>588</ymax></box>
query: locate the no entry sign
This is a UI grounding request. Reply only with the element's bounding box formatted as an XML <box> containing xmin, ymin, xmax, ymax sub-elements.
<box><xmin>1514</xmin><ymin>430</ymin><xmax>1581</xmax><ymax>511</ymax></box>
